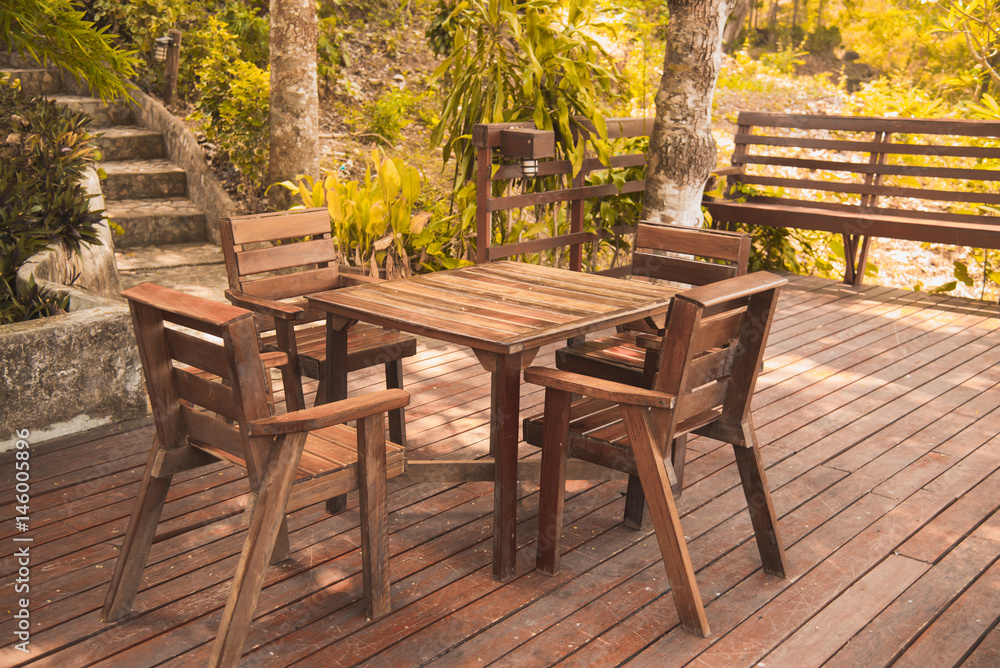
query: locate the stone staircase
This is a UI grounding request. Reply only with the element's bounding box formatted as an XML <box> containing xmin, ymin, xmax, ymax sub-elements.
<box><xmin>3</xmin><ymin>54</ymin><xmax>231</xmax><ymax>301</ymax></box>
<box><xmin>3</xmin><ymin>55</ymin><xmax>210</xmax><ymax>249</ymax></box>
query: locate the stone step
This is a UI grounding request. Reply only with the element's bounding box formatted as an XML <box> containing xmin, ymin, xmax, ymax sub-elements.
<box><xmin>49</xmin><ymin>94</ymin><xmax>135</xmax><ymax>127</ymax></box>
<box><xmin>96</xmin><ymin>126</ymin><xmax>165</xmax><ymax>161</ymax></box>
<box><xmin>101</xmin><ymin>159</ymin><xmax>187</xmax><ymax>200</ymax></box>
<box><xmin>1</xmin><ymin>67</ymin><xmax>61</xmax><ymax>96</ymax></box>
<box><xmin>105</xmin><ymin>198</ymin><xmax>208</xmax><ymax>248</ymax></box>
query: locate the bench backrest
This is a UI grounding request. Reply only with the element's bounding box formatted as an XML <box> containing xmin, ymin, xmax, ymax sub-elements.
<box><xmin>724</xmin><ymin>112</ymin><xmax>1000</xmax><ymax>227</ymax></box>
<box><xmin>631</xmin><ymin>223</ymin><xmax>750</xmax><ymax>287</ymax></box>
<box><xmin>219</xmin><ymin>208</ymin><xmax>341</xmax><ymax>301</ymax></box>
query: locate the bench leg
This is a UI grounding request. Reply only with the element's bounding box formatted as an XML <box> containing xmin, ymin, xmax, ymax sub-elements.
<box><xmin>843</xmin><ymin>233</ymin><xmax>872</xmax><ymax>287</ymax></box>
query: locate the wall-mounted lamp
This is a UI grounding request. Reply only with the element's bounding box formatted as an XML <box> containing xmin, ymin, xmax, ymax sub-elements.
<box><xmin>499</xmin><ymin>128</ymin><xmax>555</xmax><ymax>180</ymax></box>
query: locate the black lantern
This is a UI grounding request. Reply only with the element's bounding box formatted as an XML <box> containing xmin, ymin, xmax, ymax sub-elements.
<box><xmin>153</xmin><ymin>35</ymin><xmax>174</xmax><ymax>63</ymax></box>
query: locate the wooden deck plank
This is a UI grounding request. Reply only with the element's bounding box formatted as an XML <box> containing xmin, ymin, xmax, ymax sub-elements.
<box><xmin>891</xmin><ymin>555</ymin><xmax>1000</xmax><ymax>668</ymax></box>
<box><xmin>825</xmin><ymin>508</ymin><xmax>1000</xmax><ymax>666</ymax></box>
<box><xmin>2</xmin><ymin>273</ymin><xmax>999</xmax><ymax>668</ymax></box>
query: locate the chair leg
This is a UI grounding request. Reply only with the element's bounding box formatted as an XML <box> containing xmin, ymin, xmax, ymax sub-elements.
<box><xmin>622</xmin><ymin>405</ymin><xmax>710</xmax><ymax>637</ymax></box>
<box><xmin>732</xmin><ymin>425</ymin><xmax>788</xmax><ymax>578</ymax></box>
<box><xmin>622</xmin><ymin>475</ymin><xmax>646</xmax><ymax>529</ymax></box>
<box><xmin>102</xmin><ymin>441</ymin><xmax>172</xmax><ymax>622</ymax></box>
<box><xmin>269</xmin><ymin>518</ymin><xmax>292</xmax><ymax>564</ymax></box>
<box><xmin>536</xmin><ymin>387</ymin><xmax>572</xmax><ymax>575</ymax></box>
<box><xmin>210</xmin><ymin>432</ymin><xmax>306</xmax><ymax>668</ymax></box>
<box><xmin>356</xmin><ymin>412</ymin><xmax>392</xmax><ymax>618</ymax></box>
<box><xmin>671</xmin><ymin>434</ymin><xmax>688</xmax><ymax>494</ymax></box>
<box><xmin>314</xmin><ymin>377</ymin><xmax>328</xmax><ymax>409</ymax></box>
<box><xmin>384</xmin><ymin>359</ymin><xmax>407</xmax><ymax>447</ymax></box>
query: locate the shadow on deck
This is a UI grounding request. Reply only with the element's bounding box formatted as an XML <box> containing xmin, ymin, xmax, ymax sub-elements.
<box><xmin>2</xmin><ymin>274</ymin><xmax>999</xmax><ymax>667</ymax></box>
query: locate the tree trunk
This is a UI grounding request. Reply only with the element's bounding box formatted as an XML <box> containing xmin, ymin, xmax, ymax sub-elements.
<box><xmin>268</xmin><ymin>0</ymin><xmax>319</xmax><ymax>209</ymax></box>
<box><xmin>643</xmin><ymin>0</ymin><xmax>734</xmax><ymax>228</ymax></box>
<box><xmin>722</xmin><ymin>0</ymin><xmax>751</xmax><ymax>52</ymax></box>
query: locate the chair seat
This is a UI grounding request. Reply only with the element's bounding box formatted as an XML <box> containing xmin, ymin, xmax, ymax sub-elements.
<box><xmin>260</xmin><ymin>323</ymin><xmax>418</xmax><ymax>377</ymax></box>
<box><xmin>555</xmin><ymin>332</ymin><xmax>647</xmax><ymax>386</ymax></box>
<box><xmin>524</xmin><ymin>397</ymin><xmax>635</xmax><ymax>473</ymax></box>
<box><xmin>523</xmin><ymin>393</ymin><xmax>722</xmax><ymax>475</ymax></box>
<box><xmin>196</xmin><ymin>424</ymin><xmax>406</xmax><ymax>481</ymax></box>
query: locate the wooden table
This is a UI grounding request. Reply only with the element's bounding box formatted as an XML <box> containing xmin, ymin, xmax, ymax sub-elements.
<box><xmin>307</xmin><ymin>261</ymin><xmax>679</xmax><ymax>581</ymax></box>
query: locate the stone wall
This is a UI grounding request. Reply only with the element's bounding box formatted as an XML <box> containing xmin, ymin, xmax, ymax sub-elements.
<box><xmin>131</xmin><ymin>89</ymin><xmax>237</xmax><ymax>244</ymax></box>
<box><xmin>1</xmin><ymin>169</ymin><xmax>148</xmax><ymax>452</ymax></box>
<box><xmin>19</xmin><ymin>170</ymin><xmax>123</xmax><ymax>301</ymax></box>
<box><xmin>0</xmin><ymin>294</ymin><xmax>148</xmax><ymax>451</ymax></box>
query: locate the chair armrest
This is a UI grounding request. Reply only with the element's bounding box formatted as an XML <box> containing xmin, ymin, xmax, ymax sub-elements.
<box><xmin>248</xmin><ymin>388</ymin><xmax>410</xmax><ymax>436</ymax></box>
<box><xmin>259</xmin><ymin>351</ymin><xmax>290</xmax><ymax>369</ymax></box>
<box><xmin>225</xmin><ymin>289</ymin><xmax>304</xmax><ymax>320</ymax></box>
<box><xmin>524</xmin><ymin>367</ymin><xmax>675</xmax><ymax>408</ymax></box>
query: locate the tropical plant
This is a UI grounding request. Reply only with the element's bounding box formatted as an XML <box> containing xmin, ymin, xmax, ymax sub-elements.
<box><xmin>428</xmin><ymin>0</ymin><xmax>626</xmax><ymax>188</ymax></box>
<box><xmin>2</xmin><ymin>0</ymin><xmax>140</xmax><ymax>101</ymax></box>
<box><xmin>0</xmin><ymin>81</ymin><xmax>104</xmax><ymax>323</ymax></box>
<box><xmin>936</xmin><ymin>0</ymin><xmax>1000</xmax><ymax>95</ymax></box>
<box><xmin>278</xmin><ymin>151</ymin><xmax>472</xmax><ymax>278</ymax></box>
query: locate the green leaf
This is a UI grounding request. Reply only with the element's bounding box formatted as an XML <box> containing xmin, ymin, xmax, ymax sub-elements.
<box><xmin>954</xmin><ymin>260</ymin><xmax>974</xmax><ymax>286</ymax></box>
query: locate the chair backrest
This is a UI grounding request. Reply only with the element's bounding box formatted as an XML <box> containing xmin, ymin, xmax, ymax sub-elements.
<box><xmin>219</xmin><ymin>208</ymin><xmax>341</xmax><ymax>301</ymax></box>
<box><xmin>650</xmin><ymin>272</ymin><xmax>784</xmax><ymax>445</ymax></box>
<box><xmin>631</xmin><ymin>223</ymin><xmax>751</xmax><ymax>287</ymax></box>
<box><xmin>122</xmin><ymin>282</ymin><xmax>272</xmax><ymax>482</ymax></box>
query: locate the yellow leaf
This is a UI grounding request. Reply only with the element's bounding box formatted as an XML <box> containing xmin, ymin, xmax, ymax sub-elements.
<box><xmin>410</xmin><ymin>211</ymin><xmax>431</xmax><ymax>234</ymax></box>
<box><xmin>381</xmin><ymin>157</ymin><xmax>401</xmax><ymax>201</ymax></box>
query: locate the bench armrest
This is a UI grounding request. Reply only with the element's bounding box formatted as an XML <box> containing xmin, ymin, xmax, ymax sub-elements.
<box><xmin>524</xmin><ymin>366</ymin><xmax>675</xmax><ymax>408</ymax></box>
<box><xmin>225</xmin><ymin>289</ymin><xmax>304</xmax><ymax>320</ymax></box>
<box><xmin>249</xmin><ymin>388</ymin><xmax>410</xmax><ymax>436</ymax></box>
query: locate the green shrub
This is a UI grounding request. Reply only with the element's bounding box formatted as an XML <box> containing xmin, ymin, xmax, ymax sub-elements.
<box><xmin>189</xmin><ymin>17</ymin><xmax>270</xmax><ymax>190</ymax></box>
<box><xmin>365</xmin><ymin>88</ymin><xmax>421</xmax><ymax>145</ymax></box>
<box><xmin>0</xmin><ymin>81</ymin><xmax>104</xmax><ymax>324</ymax></box>
<box><xmin>805</xmin><ymin>26</ymin><xmax>842</xmax><ymax>54</ymax></box>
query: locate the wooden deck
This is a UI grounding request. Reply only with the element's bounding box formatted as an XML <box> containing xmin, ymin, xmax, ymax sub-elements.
<box><xmin>2</xmin><ymin>273</ymin><xmax>1000</xmax><ymax>667</ymax></box>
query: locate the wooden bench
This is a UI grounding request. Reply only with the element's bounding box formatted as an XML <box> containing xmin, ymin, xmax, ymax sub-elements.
<box><xmin>704</xmin><ymin>112</ymin><xmax>1000</xmax><ymax>286</ymax></box>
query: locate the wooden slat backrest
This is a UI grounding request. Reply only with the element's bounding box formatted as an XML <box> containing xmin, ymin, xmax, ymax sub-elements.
<box><xmin>728</xmin><ymin>111</ymin><xmax>1000</xmax><ymax>214</ymax></box>
<box><xmin>650</xmin><ymin>273</ymin><xmax>784</xmax><ymax>441</ymax></box>
<box><xmin>122</xmin><ymin>283</ymin><xmax>273</xmax><ymax>481</ymax></box>
<box><xmin>219</xmin><ymin>208</ymin><xmax>342</xmax><ymax>299</ymax></box>
<box><xmin>631</xmin><ymin>223</ymin><xmax>750</xmax><ymax>287</ymax></box>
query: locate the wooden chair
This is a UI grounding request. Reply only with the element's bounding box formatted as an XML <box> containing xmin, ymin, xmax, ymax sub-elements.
<box><xmin>557</xmin><ymin>222</ymin><xmax>750</xmax><ymax>384</ymax></box>
<box><xmin>219</xmin><ymin>208</ymin><xmax>417</xmax><ymax>445</ymax></box>
<box><xmin>102</xmin><ymin>283</ymin><xmax>409</xmax><ymax>668</ymax></box>
<box><xmin>556</xmin><ymin>223</ymin><xmax>751</xmax><ymax>494</ymax></box>
<box><xmin>523</xmin><ymin>272</ymin><xmax>789</xmax><ymax>637</ymax></box>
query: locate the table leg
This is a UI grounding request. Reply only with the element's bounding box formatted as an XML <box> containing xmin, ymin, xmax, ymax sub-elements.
<box><xmin>322</xmin><ymin>314</ymin><xmax>350</xmax><ymax>406</ymax></box>
<box><xmin>323</xmin><ymin>314</ymin><xmax>351</xmax><ymax>514</ymax></box>
<box><xmin>491</xmin><ymin>351</ymin><xmax>522</xmax><ymax>582</ymax></box>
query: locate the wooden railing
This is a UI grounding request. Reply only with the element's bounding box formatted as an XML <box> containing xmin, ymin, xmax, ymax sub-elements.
<box><xmin>472</xmin><ymin>117</ymin><xmax>654</xmax><ymax>273</ymax></box>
